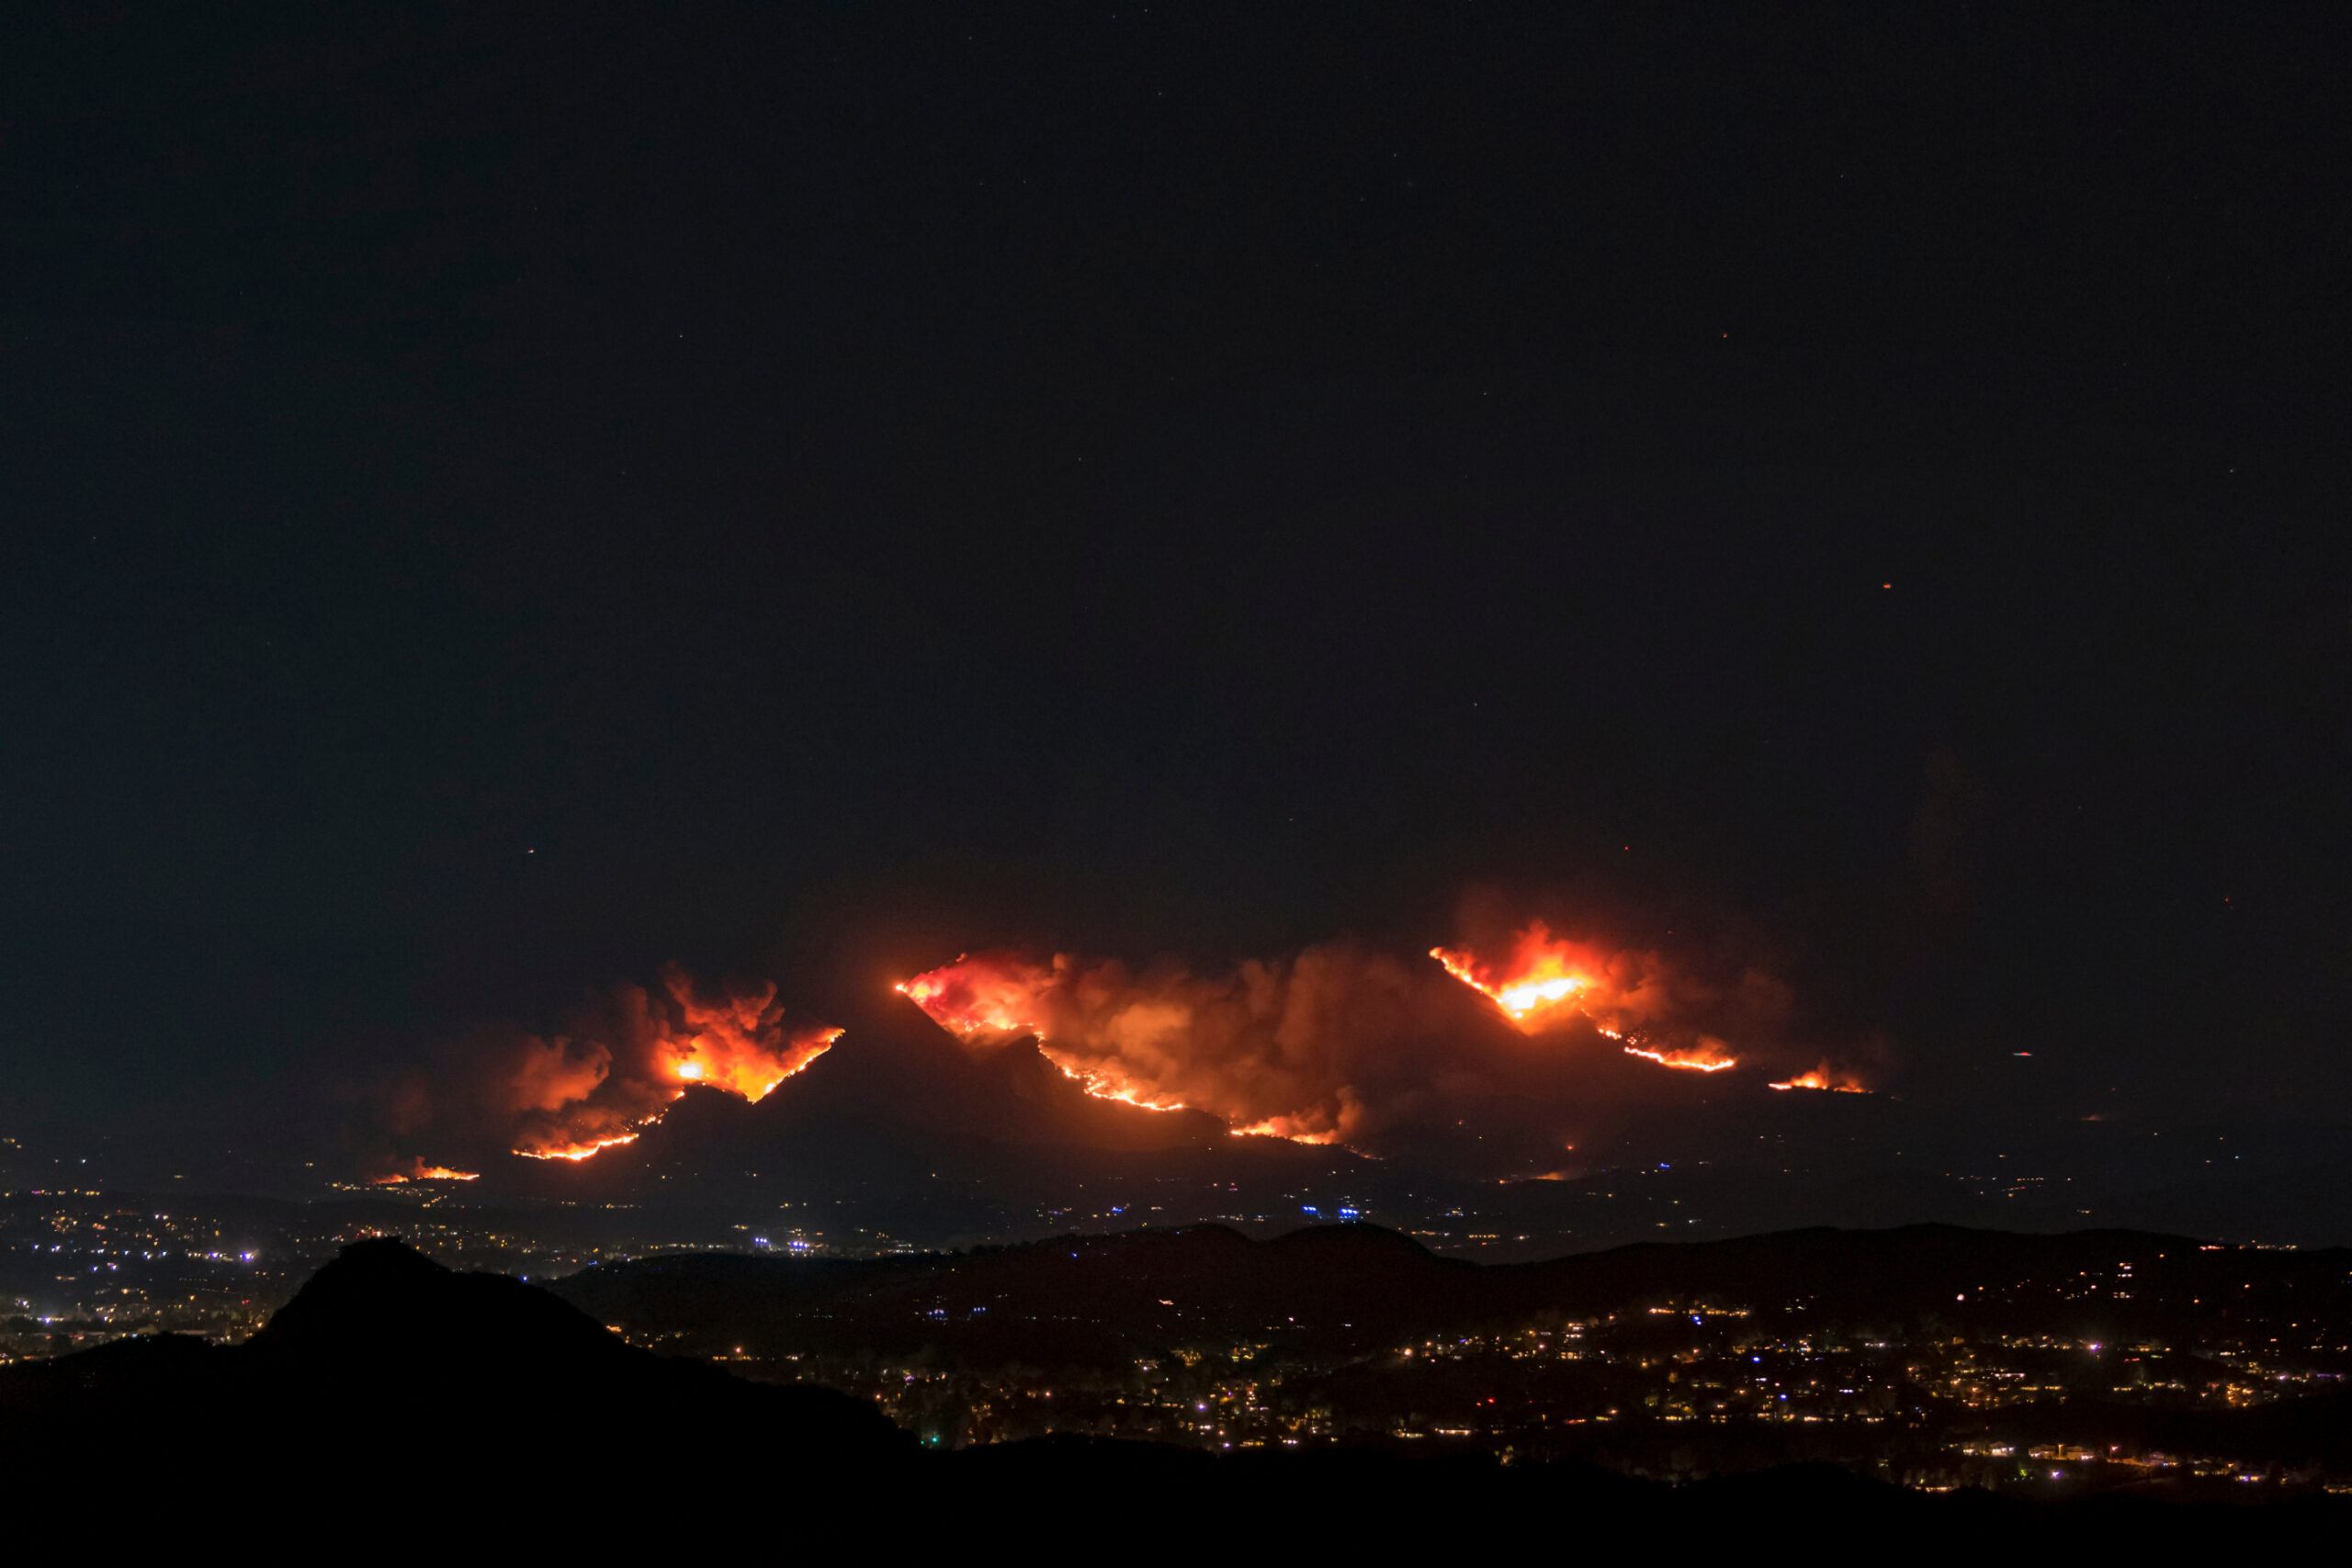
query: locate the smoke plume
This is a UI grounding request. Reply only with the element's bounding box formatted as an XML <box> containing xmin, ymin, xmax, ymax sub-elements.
<box><xmin>899</xmin><ymin>919</ymin><xmax>1822</xmax><ymax>1161</ymax></box>
<box><xmin>366</xmin><ymin>964</ymin><xmax>838</xmax><ymax>1171</ymax></box>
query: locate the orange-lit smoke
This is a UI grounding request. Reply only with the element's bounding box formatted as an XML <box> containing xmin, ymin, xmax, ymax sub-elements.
<box><xmin>897</xmin><ymin>923</ymin><xmax>1792</xmax><ymax>1155</ymax></box>
<box><xmin>660</xmin><ymin>981</ymin><xmax>842</xmax><ymax>1102</ymax></box>
<box><xmin>1431</xmin><ymin>921</ymin><xmax>1763</xmax><ymax>1074</ymax></box>
<box><xmin>896</xmin><ymin>962</ymin><xmax>1057</xmax><ymax>1045</ymax></box>
<box><xmin>504</xmin><ymin>965</ymin><xmax>839</xmax><ymax>1159</ymax></box>
<box><xmin>899</xmin><ymin>946</ymin><xmax>1469</xmax><ymax>1145</ymax></box>
<box><xmin>1431</xmin><ymin>926</ymin><xmax>1597</xmax><ymax>1028</ymax></box>
<box><xmin>1768</xmin><ymin>1065</ymin><xmax>1870</xmax><ymax>1093</ymax></box>
<box><xmin>368</xmin><ymin>964</ymin><xmax>840</xmax><ymax>1168</ymax></box>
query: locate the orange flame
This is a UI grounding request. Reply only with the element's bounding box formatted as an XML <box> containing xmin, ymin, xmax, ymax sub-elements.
<box><xmin>652</xmin><ymin>969</ymin><xmax>840</xmax><ymax>1100</ymax></box>
<box><xmin>370</xmin><ymin>1160</ymin><xmax>482</xmax><ymax>1184</ymax></box>
<box><xmin>516</xmin><ymin>1131</ymin><xmax>643</xmax><ymax>1161</ymax></box>
<box><xmin>894</xmin><ymin>958</ymin><xmax>1054</xmax><ymax>1042</ymax></box>
<box><xmin>1430</xmin><ymin>925</ymin><xmax>1593</xmax><ymax>1027</ymax></box>
<box><xmin>1430</xmin><ymin>922</ymin><xmax>1742</xmax><ymax>1074</ymax></box>
<box><xmin>1767</xmin><ymin>1066</ymin><xmax>1869</xmax><ymax>1093</ymax></box>
<box><xmin>899</xmin><ymin>932</ymin><xmax>1791</xmax><ymax>1158</ymax></box>
<box><xmin>896</xmin><ymin>955</ymin><xmax>1198</xmax><ymax>1112</ymax></box>
<box><xmin>504</xmin><ymin>966</ymin><xmax>842</xmax><ymax>1163</ymax></box>
<box><xmin>1622</xmin><ymin>1040</ymin><xmax>1736</xmax><ymax>1073</ymax></box>
<box><xmin>1232</xmin><ymin>1118</ymin><xmax>1343</xmax><ymax>1145</ymax></box>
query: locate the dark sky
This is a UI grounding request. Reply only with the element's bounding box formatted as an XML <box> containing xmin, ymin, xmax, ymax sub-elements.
<box><xmin>2</xmin><ymin>6</ymin><xmax>2346</xmax><ymax>1159</ymax></box>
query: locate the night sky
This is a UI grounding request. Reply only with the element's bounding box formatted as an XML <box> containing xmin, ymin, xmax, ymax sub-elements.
<box><xmin>3</xmin><ymin>7</ymin><xmax>2346</xmax><ymax>1171</ymax></box>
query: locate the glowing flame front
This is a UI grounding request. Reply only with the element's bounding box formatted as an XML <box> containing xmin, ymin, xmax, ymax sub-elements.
<box><xmin>516</xmin><ymin>1131</ymin><xmax>642</xmax><ymax>1161</ymax></box>
<box><xmin>504</xmin><ymin>966</ymin><xmax>842</xmax><ymax>1162</ymax></box>
<box><xmin>1430</xmin><ymin>922</ymin><xmax>1741</xmax><ymax>1074</ymax></box>
<box><xmin>894</xmin><ymin>953</ymin><xmax>1341</xmax><ymax>1142</ymax></box>
<box><xmin>1768</xmin><ymin>1066</ymin><xmax>1867</xmax><ymax>1093</ymax></box>
<box><xmin>1623</xmin><ymin>1042</ymin><xmax>1737</xmax><ymax>1073</ymax></box>
<box><xmin>370</xmin><ymin>1163</ymin><xmax>481</xmax><ymax>1184</ymax></box>
<box><xmin>894</xmin><ymin>960</ymin><xmax>1054</xmax><ymax>1042</ymax></box>
<box><xmin>1430</xmin><ymin>927</ymin><xmax>1592</xmax><ymax>1027</ymax></box>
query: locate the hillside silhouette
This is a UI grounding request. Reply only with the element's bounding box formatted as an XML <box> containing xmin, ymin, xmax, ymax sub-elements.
<box><xmin>0</xmin><ymin>1236</ymin><xmax>906</xmax><ymax>1500</ymax></box>
<box><xmin>4</xmin><ymin>1231</ymin><xmax>2346</xmax><ymax>1541</ymax></box>
<box><xmin>490</xmin><ymin>994</ymin><xmax>1352</xmax><ymax>1220</ymax></box>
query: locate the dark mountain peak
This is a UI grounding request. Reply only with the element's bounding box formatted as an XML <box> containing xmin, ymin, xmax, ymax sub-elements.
<box><xmin>1268</xmin><ymin>1220</ymin><xmax>1446</xmax><ymax>1265</ymax></box>
<box><xmin>651</xmin><ymin>1080</ymin><xmax>762</xmax><ymax>1138</ymax></box>
<box><xmin>748</xmin><ymin>998</ymin><xmax>1224</xmax><ymax>1151</ymax></box>
<box><xmin>4</xmin><ymin>1243</ymin><xmax>914</xmax><ymax>1504</ymax></box>
<box><xmin>249</xmin><ymin>1234</ymin><xmax>624</xmax><ymax>1371</ymax></box>
<box><xmin>288</xmin><ymin>1233</ymin><xmax>443</xmax><ymax>1292</ymax></box>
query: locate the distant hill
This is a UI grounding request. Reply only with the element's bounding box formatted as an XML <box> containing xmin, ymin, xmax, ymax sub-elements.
<box><xmin>455</xmin><ymin>999</ymin><xmax>2352</xmax><ymax>1257</ymax></box>
<box><xmin>486</xmin><ymin>994</ymin><xmax>1363</xmax><ymax>1217</ymax></box>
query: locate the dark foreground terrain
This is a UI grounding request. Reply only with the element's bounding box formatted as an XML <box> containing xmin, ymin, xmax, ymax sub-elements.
<box><xmin>551</xmin><ymin>1220</ymin><xmax>2352</xmax><ymax>1487</ymax></box>
<box><xmin>4</xmin><ymin>1232</ymin><xmax>2348</xmax><ymax>1542</ymax></box>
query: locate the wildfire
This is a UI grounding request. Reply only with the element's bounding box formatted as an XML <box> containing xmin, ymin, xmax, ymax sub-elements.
<box><xmin>1077</xmin><ymin>1078</ymin><xmax>1190</xmax><ymax>1112</ymax></box>
<box><xmin>895</xmin><ymin>950</ymin><xmax>1383</xmax><ymax>1144</ymax></box>
<box><xmin>1623</xmin><ymin>1042</ymin><xmax>1736</xmax><ymax>1073</ymax></box>
<box><xmin>369</xmin><ymin>1165</ymin><xmax>481</xmax><ymax>1184</ymax></box>
<box><xmin>1232</xmin><ymin>1118</ymin><xmax>1343</xmax><ymax>1145</ymax></box>
<box><xmin>1767</xmin><ymin>1066</ymin><xmax>1868</xmax><ymax>1093</ymax></box>
<box><xmin>896</xmin><ymin>954</ymin><xmax>1199</xmax><ymax>1111</ymax></box>
<box><xmin>1430</xmin><ymin>922</ymin><xmax>1743</xmax><ymax>1074</ymax></box>
<box><xmin>894</xmin><ymin>959</ymin><xmax>1054</xmax><ymax>1042</ymax></box>
<box><xmin>888</xmin><ymin>924</ymin><xmax>1809</xmax><ymax>1158</ymax></box>
<box><xmin>651</xmin><ymin>974</ymin><xmax>841</xmax><ymax>1100</ymax></box>
<box><xmin>1430</xmin><ymin>926</ymin><xmax>1593</xmax><ymax>1026</ymax></box>
<box><xmin>503</xmin><ymin>965</ymin><xmax>842</xmax><ymax>1163</ymax></box>
<box><xmin>516</xmin><ymin>1131</ymin><xmax>643</xmax><ymax>1161</ymax></box>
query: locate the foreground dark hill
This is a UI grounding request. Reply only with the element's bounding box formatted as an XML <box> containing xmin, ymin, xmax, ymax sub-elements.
<box><xmin>3</xmin><ymin>1235</ymin><xmax>2343</xmax><ymax>1542</ymax></box>
<box><xmin>0</xmin><ymin>1237</ymin><xmax>906</xmax><ymax>1486</ymax></box>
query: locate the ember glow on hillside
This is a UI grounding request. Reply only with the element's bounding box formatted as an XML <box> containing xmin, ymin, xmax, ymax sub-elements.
<box><xmin>358</xmin><ymin>965</ymin><xmax>843</xmax><ymax>1172</ymax></box>
<box><xmin>896</xmin><ymin>954</ymin><xmax>1193</xmax><ymax>1112</ymax></box>
<box><xmin>896</xmin><ymin>946</ymin><xmax>1430</xmax><ymax>1144</ymax></box>
<box><xmin>1430</xmin><ymin>922</ymin><xmax>1750</xmax><ymax>1075</ymax></box>
<box><xmin>1623</xmin><ymin>1043</ymin><xmax>1737</xmax><ymax>1073</ymax></box>
<box><xmin>894</xmin><ymin>924</ymin><xmax>1803</xmax><ymax>1159</ymax></box>
<box><xmin>368</xmin><ymin>1163</ymin><xmax>481</xmax><ymax>1184</ymax></box>
<box><xmin>1430</xmin><ymin>927</ymin><xmax>1594</xmax><ymax>1027</ymax></box>
<box><xmin>502</xmin><ymin>969</ymin><xmax>840</xmax><ymax>1161</ymax></box>
<box><xmin>1769</xmin><ymin>1066</ymin><xmax>1869</xmax><ymax>1093</ymax></box>
<box><xmin>895</xmin><ymin>961</ymin><xmax>1055</xmax><ymax>1043</ymax></box>
<box><xmin>515</xmin><ymin>1131</ymin><xmax>641</xmax><ymax>1162</ymax></box>
<box><xmin>374</xmin><ymin>916</ymin><xmax>1825</xmax><ymax>1179</ymax></box>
